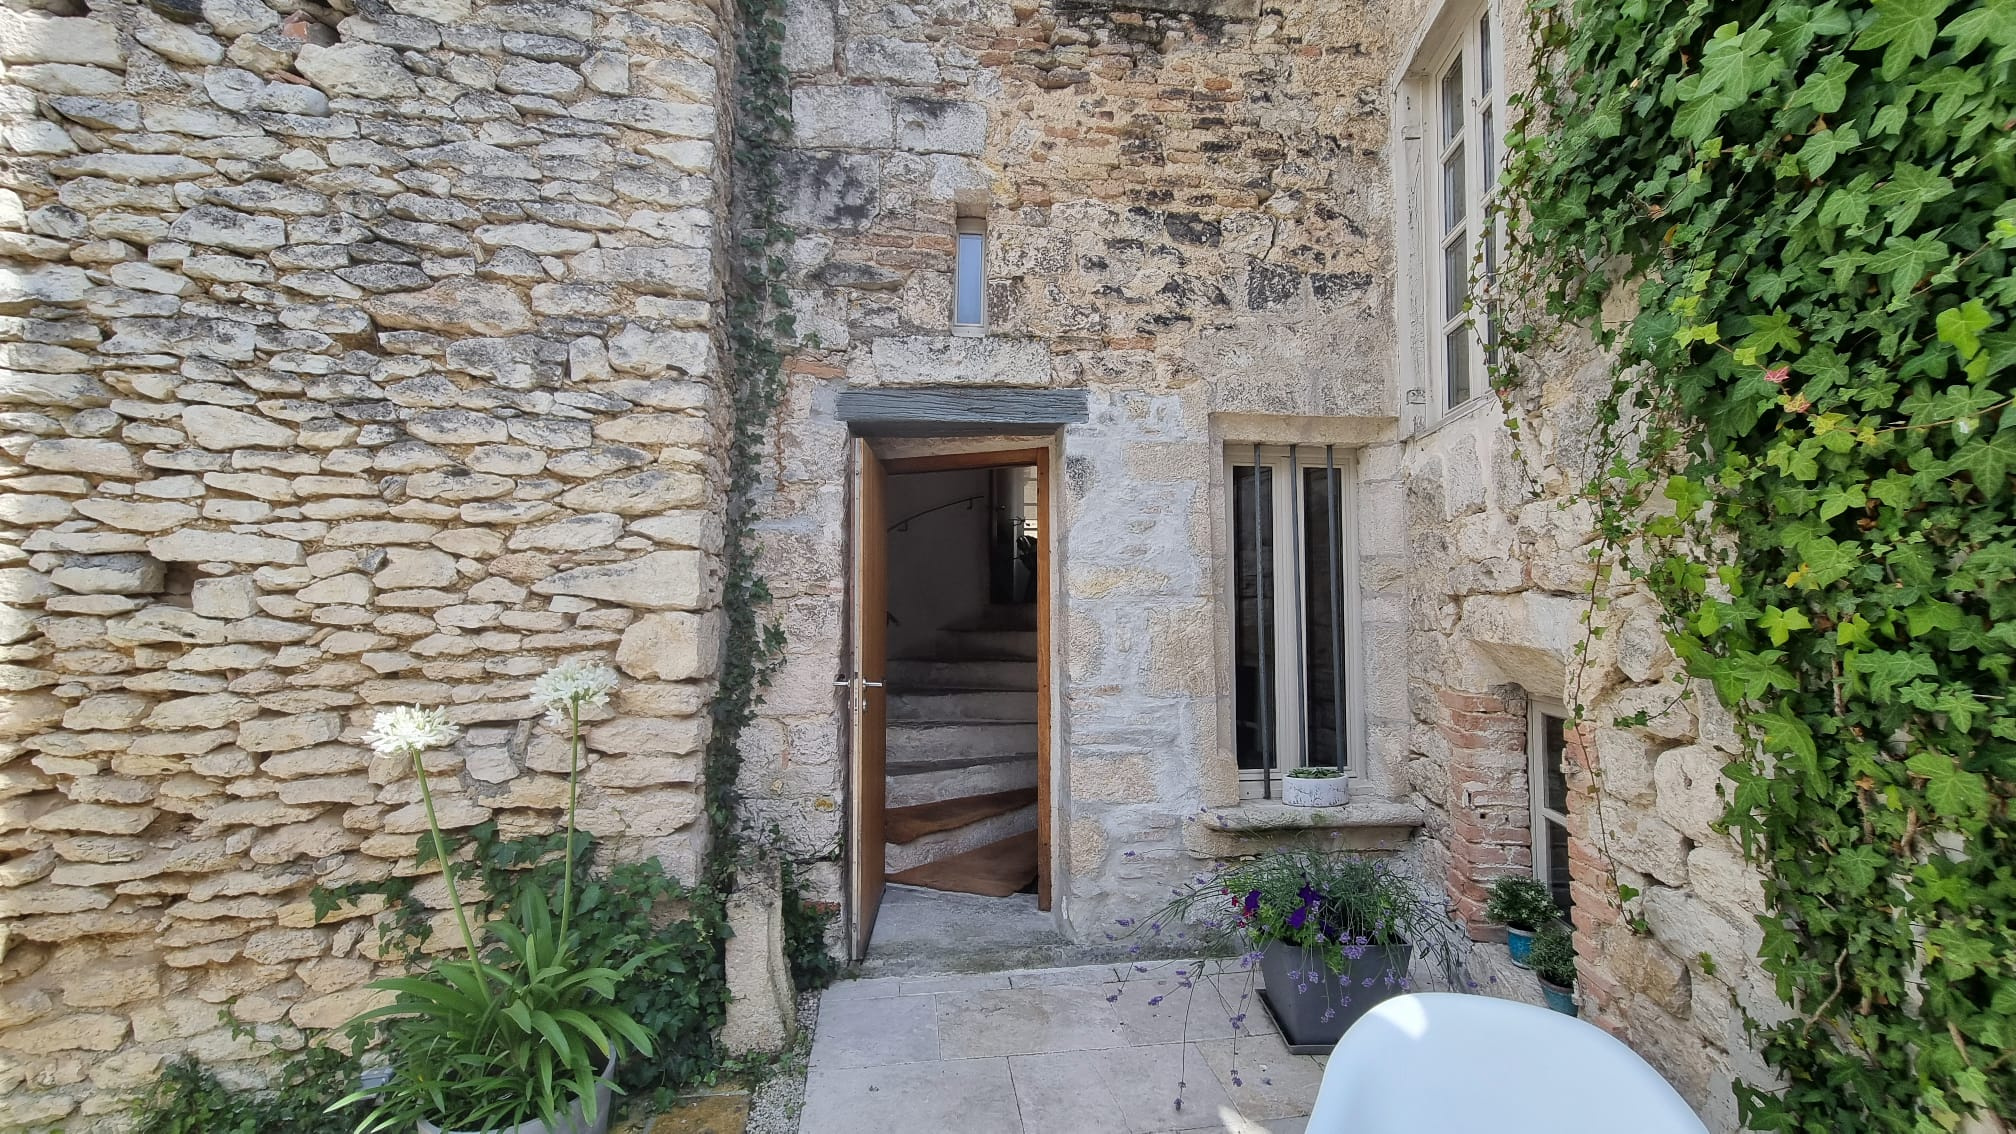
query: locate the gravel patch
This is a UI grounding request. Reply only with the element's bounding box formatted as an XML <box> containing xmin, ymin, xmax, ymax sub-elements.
<box><xmin>745</xmin><ymin>988</ymin><xmax>821</xmax><ymax>1134</ymax></box>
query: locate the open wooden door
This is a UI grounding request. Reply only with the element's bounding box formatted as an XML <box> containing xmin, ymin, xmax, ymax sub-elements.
<box><xmin>846</xmin><ymin>438</ymin><xmax>889</xmax><ymax>959</ymax></box>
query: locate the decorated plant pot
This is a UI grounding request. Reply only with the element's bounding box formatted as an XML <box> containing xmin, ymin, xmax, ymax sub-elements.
<box><xmin>1505</xmin><ymin>926</ymin><xmax>1535</xmax><ymax>968</ymax></box>
<box><xmin>1540</xmin><ymin>979</ymin><xmax>1578</xmax><ymax>1016</ymax></box>
<box><xmin>1281</xmin><ymin>772</ymin><xmax>1350</xmax><ymax>808</ymax></box>
<box><xmin>1257</xmin><ymin>938</ymin><xmax>1412</xmax><ymax>1051</ymax></box>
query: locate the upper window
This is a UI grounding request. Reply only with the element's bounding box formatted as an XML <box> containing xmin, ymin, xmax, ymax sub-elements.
<box><xmin>1529</xmin><ymin>704</ymin><xmax>1574</xmax><ymax>916</ymax></box>
<box><xmin>1226</xmin><ymin>444</ymin><xmax>1359</xmax><ymax>796</ymax></box>
<box><xmin>953</xmin><ymin>217</ymin><xmax>986</xmax><ymax>335</ymax></box>
<box><xmin>1416</xmin><ymin>7</ymin><xmax>1502</xmax><ymax>418</ymax></box>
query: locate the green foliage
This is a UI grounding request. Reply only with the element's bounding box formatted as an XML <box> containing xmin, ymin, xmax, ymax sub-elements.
<box><xmin>1148</xmin><ymin>851</ymin><xmax>1435</xmax><ymax>976</ymax></box>
<box><xmin>1528</xmin><ymin>924</ymin><xmax>1579</xmax><ymax>990</ymax></box>
<box><xmin>1503</xmin><ymin>0</ymin><xmax>2016</xmax><ymax>1128</ymax></box>
<box><xmin>1284</xmin><ymin>766</ymin><xmax>1345</xmax><ymax>779</ymax></box>
<box><xmin>1485</xmin><ymin>875</ymin><xmax>1560</xmax><ymax>932</ymax></box>
<box><xmin>339</xmin><ymin>889</ymin><xmax>657</xmax><ymax>1133</ymax></box>
<box><xmin>781</xmin><ymin>859</ymin><xmax>843</xmax><ymax>992</ymax></box>
<box><xmin>133</xmin><ymin>1047</ymin><xmax>362</xmax><ymax>1134</ymax></box>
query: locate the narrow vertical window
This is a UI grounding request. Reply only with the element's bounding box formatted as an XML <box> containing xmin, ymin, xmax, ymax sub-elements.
<box><xmin>1418</xmin><ymin>7</ymin><xmax>1502</xmax><ymax>419</ymax></box>
<box><xmin>1530</xmin><ymin>707</ymin><xmax>1574</xmax><ymax>915</ymax></box>
<box><xmin>1229</xmin><ymin>445</ymin><xmax>1358</xmax><ymax>796</ymax></box>
<box><xmin>953</xmin><ymin>217</ymin><xmax>985</xmax><ymax>334</ymax></box>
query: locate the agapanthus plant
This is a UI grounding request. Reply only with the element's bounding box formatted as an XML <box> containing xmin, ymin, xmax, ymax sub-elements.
<box><xmin>336</xmin><ymin>662</ymin><xmax>656</xmax><ymax>1133</ymax></box>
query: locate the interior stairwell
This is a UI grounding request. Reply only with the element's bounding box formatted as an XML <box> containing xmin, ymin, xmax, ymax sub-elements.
<box><xmin>883</xmin><ymin>603</ymin><xmax>1040</xmax><ymax>897</ymax></box>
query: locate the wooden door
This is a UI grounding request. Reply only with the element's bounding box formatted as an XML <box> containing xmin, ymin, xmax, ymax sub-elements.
<box><xmin>847</xmin><ymin>438</ymin><xmax>889</xmax><ymax>959</ymax></box>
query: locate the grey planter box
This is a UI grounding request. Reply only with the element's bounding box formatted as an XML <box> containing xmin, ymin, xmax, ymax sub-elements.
<box><xmin>1257</xmin><ymin>938</ymin><xmax>1412</xmax><ymax>1052</ymax></box>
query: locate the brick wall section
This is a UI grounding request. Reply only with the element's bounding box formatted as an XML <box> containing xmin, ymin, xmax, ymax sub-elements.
<box><xmin>0</xmin><ymin>0</ymin><xmax>732</xmax><ymax>1125</ymax></box>
<box><xmin>1436</xmin><ymin>686</ymin><xmax>1530</xmax><ymax>938</ymax></box>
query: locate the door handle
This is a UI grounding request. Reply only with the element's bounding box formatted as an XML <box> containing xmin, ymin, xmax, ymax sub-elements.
<box><xmin>833</xmin><ymin>678</ymin><xmax>886</xmax><ymax>689</ymax></box>
<box><xmin>862</xmin><ymin>680</ymin><xmax>884</xmax><ymax>689</ymax></box>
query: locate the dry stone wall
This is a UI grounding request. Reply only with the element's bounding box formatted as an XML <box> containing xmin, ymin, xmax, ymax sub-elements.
<box><xmin>0</xmin><ymin>0</ymin><xmax>732</xmax><ymax>1124</ymax></box>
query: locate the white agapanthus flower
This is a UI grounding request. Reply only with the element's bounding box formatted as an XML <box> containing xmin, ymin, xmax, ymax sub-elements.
<box><xmin>531</xmin><ymin>659</ymin><xmax>620</xmax><ymax>725</ymax></box>
<box><xmin>363</xmin><ymin>705</ymin><xmax>460</xmax><ymax>757</ymax></box>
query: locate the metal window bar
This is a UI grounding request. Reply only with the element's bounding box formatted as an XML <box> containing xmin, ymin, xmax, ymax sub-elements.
<box><xmin>1327</xmin><ymin>446</ymin><xmax>1346</xmax><ymax>770</ymax></box>
<box><xmin>1288</xmin><ymin>445</ymin><xmax>1307</xmax><ymax>770</ymax></box>
<box><xmin>1251</xmin><ymin>442</ymin><xmax>1272</xmax><ymax>799</ymax></box>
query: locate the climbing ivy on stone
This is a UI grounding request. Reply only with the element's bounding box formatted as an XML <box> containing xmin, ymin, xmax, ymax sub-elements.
<box><xmin>706</xmin><ymin>0</ymin><xmax>795</xmax><ymax>878</ymax></box>
<box><xmin>1499</xmin><ymin>0</ymin><xmax>2015</xmax><ymax>1129</ymax></box>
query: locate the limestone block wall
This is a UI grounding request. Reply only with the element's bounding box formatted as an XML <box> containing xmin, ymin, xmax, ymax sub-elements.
<box><xmin>753</xmin><ymin>0</ymin><xmax>1416</xmax><ymax>933</ymax></box>
<box><xmin>0</xmin><ymin>0</ymin><xmax>732</xmax><ymax>1124</ymax></box>
<box><xmin>1396</xmin><ymin>344</ymin><xmax>1785</xmax><ymax>1134</ymax></box>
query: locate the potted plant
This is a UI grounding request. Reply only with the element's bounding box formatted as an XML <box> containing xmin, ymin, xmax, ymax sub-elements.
<box><xmin>1281</xmin><ymin>766</ymin><xmax>1350</xmax><ymax>807</ymax></box>
<box><xmin>1529</xmin><ymin>923</ymin><xmax>1578</xmax><ymax>1016</ymax></box>
<box><xmin>1484</xmin><ymin>875</ymin><xmax>1557</xmax><ymax>968</ymax></box>
<box><xmin>1148</xmin><ymin>849</ymin><xmax>1429</xmax><ymax>1051</ymax></box>
<box><xmin>335</xmin><ymin>663</ymin><xmax>656</xmax><ymax>1134</ymax></box>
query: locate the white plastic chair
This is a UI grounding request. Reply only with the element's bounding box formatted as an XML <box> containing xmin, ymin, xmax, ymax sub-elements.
<box><xmin>1304</xmin><ymin>993</ymin><xmax>1710</xmax><ymax>1134</ymax></box>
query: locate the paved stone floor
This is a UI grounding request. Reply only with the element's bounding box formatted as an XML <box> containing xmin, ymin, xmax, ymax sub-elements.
<box><xmin>799</xmin><ymin>962</ymin><xmax>1321</xmax><ymax>1133</ymax></box>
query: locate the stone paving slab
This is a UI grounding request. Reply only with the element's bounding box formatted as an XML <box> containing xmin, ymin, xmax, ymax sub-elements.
<box><xmin>798</xmin><ymin>962</ymin><xmax>1325</xmax><ymax>1133</ymax></box>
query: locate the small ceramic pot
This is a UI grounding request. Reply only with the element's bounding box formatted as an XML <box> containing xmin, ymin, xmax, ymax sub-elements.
<box><xmin>1540</xmin><ymin>979</ymin><xmax>1578</xmax><ymax>1016</ymax></box>
<box><xmin>1281</xmin><ymin>773</ymin><xmax>1350</xmax><ymax>808</ymax></box>
<box><xmin>1505</xmin><ymin>926</ymin><xmax>1535</xmax><ymax>968</ymax></box>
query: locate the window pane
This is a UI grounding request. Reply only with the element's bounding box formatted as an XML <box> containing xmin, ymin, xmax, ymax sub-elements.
<box><xmin>1479</xmin><ymin>15</ymin><xmax>1493</xmax><ymax>94</ymax></box>
<box><xmin>1440</xmin><ymin>56</ymin><xmax>1464</xmax><ymax>145</ymax></box>
<box><xmin>1481</xmin><ymin>107</ymin><xmax>1495</xmax><ymax>181</ymax></box>
<box><xmin>1446</xmin><ymin>329</ymin><xmax>1471</xmax><ymax>405</ymax></box>
<box><xmin>1441</xmin><ymin>146</ymin><xmax>1466</xmax><ymax>233</ymax></box>
<box><xmin>1231</xmin><ymin>465</ymin><xmax>1277</xmax><ymax>772</ymax></box>
<box><xmin>1543</xmin><ymin>713</ymin><xmax>1569</xmax><ymax>814</ymax></box>
<box><xmin>1443</xmin><ymin>235</ymin><xmax>1467</xmax><ymax>320</ymax></box>
<box><xmin>1301</xmin><ymin>465</ymin><xmax>1346</xmax><ymax>769</ymax></box>
<box><xmin>1546</xmin><ymin>818</ymin><xmax>1572</xmax><ymax>914</ymax></box>
<box><xmin>954</xmin><ymin>230</ymin><xmax>985</xmax><ymax>326</ymax></box>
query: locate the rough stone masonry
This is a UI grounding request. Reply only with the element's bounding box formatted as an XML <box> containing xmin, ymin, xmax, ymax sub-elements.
<box><xmin>0</xmin><ymin>0</ymin><xmax>734</xmax><ymax>1124</ymax></box>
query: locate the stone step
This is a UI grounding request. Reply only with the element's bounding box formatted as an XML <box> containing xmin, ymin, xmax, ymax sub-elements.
<box><xmin>886</xmin><ymin>657</ymin><xmax>1036</xmax><ymax>692</ymax></box>
<box><xmin>885</xmin><ymin>787</ymin><xmax>1038</xmax><ymax>844</ymax></box>
<box><xmin>886</xmin><ymin>752</ymin><xmax>1036</xmax><ymax>808</ymax></box>
<box><xmin>887</xmin><ymin>719</ymin><xmax>1036</xmax><ymax>763</ymax></box>
<box><xmin>932</xmin><ymin>627</ymin><xmax>1038</xmax><ymax>661</ymax></box>
<box><xmin>885</xmin><ymin>829</ymin><xmax>1039</xmax><ymax>898</ymax></box>
<box><xmin>888</xmin><ymin>688</ymin><xmax>1037</xmax><ymax>723</ymax></box>
<box><xmin>946</xmin><ymin>604</ymin><xmax>1038</xmax><ymax>633</ymax></box>
<box><xmin>884</xmin><ymin>802</ymin><xmax>1037</xmax><ymax>874</ymax></box>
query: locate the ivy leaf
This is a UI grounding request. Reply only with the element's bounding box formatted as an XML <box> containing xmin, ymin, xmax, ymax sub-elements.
<box><xmin>1866</xmin><ymin>233</ymin><xmax>1950</xmax><ymax>293</ymax></box>
<box><xmin>1788</xmin><ymin>57</ymin><xmax>1859</xmax><ymax>114</ymax></box>
<box><xmin>1944</xmin><ymin>0</ymin><xmax>2016</xmax><ymax>54</ymax></box>
<box><xmin>1856</xmin><ymin>0</ymin><xmax>1954</xmax><ymax>79</ymax></box>
<box><xmin>1740</xmin><ymin>310</ymin><xmax>1805</xmax><ymax>356</ymax></box>
<box><xmin>1956</xmin><ymin>431</ymin><xmax>2016</xmax><ymax>497</ymax></box>
<box><xmin>1869</xmin><ymin>163</ymin><xmax>1955</xmax><ymax>230</ymax></box>
<box><xmin>1935</xmin><ymin>299</ymin><xmax>1994</xmax><ymax>379</ymax></box>
<box><xmin>1759</xmin><ymin>605</ymin><xmax>1814</xmax><ymax>645</ymax></box>
<box><xmin>1905</xmin><ymin>751</ymin><xmax>1992</xmax><ymax>819</ymax></box>
<box><xmin>1847</xmin><ymin>649</ymin><xmax>1938</xmax><ymax>695</ymax></box>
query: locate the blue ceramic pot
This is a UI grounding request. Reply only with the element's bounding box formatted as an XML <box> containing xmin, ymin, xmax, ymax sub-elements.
<box><xmin>1505</xmin><ymin>926</ymin><xmax>1535</xmax><ymax>968</ymax></box>
<box><xmin>1540</xmin><ymin>979</ymin><xmax>1577</xmax><ymax>1016</ymax></box>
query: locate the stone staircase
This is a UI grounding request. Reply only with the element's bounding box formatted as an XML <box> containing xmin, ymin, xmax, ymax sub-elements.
<box><xmin>883</xmin><ymin>605</ymin><xmax>1040</xmax><ymax>895</ymax></box>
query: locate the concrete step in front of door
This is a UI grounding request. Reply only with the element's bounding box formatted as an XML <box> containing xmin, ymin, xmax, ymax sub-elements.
<box><xmin>887</xmin><ymin>657</ymin><xmax>1037</xmax><ymax>691</ymax></box>
<box><xmin>883</xmin><ymin>802</ymin><xmax>1037</xmax><ymax>873</ymax></box>
<box><xmin>887</xmin><ymin>688</ymin><xmax>1037</xmax><ymax>723</ymax></box>
<box><xmin>946</xmin><ymin>603</ymin><xmax>1038</xmax><ymax>633</ymax></box>
<box><xmin>887</xmin><ymin>719</ymin><xmax>1037</xmax><ymax>762</ymax></box>
<box><xmin>887</xmin><ymin>752</ymin><xmax>1036</xmax><ymax>807</ymax></box>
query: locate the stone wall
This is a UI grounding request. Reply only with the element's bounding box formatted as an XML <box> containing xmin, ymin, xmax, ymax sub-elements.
<box><xmin>752</xmin><ymin>0</ymin><xmax>1417</xmax><ymax>933</ymax></box>
<box><xmin>0</xmin><ymin>0</ymin><xmax>732</xmax><ymax>1124</ymax></box>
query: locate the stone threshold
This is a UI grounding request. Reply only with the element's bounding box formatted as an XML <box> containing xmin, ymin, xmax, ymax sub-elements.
<box><xmin>1181</xmin><ymin>796</ymin><xmax>1426</xmax><ymax>856</ymax></box>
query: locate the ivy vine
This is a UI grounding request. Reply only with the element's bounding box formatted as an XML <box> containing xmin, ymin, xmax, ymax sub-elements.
<box><xmin>1499</xmin><ymin>1</ymin><xmax>2015</xmax><ymax>1129</ymax></box>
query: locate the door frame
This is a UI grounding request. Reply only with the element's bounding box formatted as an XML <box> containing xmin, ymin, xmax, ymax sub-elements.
<box><xmin>844</xmin><ymin>443</ymin><xmax>1055</xmax><ymax>959</ymax></box>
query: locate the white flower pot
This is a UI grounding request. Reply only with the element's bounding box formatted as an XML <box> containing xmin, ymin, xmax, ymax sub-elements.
<box><xmin>414</xmin><ymin>1061</ymin><xmax>616</xmax><ymax>1134</ymax></box>
<box><xmin>1282</xmin><ymin>774</ymin><xmax>1350</xmax><ymax>808</ymax></box>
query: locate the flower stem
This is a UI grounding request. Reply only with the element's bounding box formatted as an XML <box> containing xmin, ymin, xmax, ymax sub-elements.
<box><xmin>559</xmin><ymin>699</ymin><xmax>580</xmax><ymax>949</ymax></box>
<box><xmin>411</xmin><ymin>746</ymin><xmax>490</xmax><ymax>1002</ymax></box>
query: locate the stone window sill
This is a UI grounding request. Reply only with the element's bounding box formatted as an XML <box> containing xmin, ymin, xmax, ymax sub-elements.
<box><xmin>1181</xmin><ymin>797</ymin><xmax>1425</xmax><ymax>856</ymax></box>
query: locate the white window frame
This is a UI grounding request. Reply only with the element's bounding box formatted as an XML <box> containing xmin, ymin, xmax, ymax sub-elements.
<box><xmin>952</xmin><ymin>216</ymin><xmax>986</xmax><ymax>337</ymax></box>
<box><xmin>1222</xmin><ymin>444</ymin><xmax>1365</xmax><ymax>797</ymax></box>
<box><xmin>1528</xmin><ymin>698</ymin><xmax>1572</xmax><ymax>912</ymax></box>
<box><xmin>1397</xmin><ymin>3</ymin><xmax>1502</xmax><ymax>427</ymax></box>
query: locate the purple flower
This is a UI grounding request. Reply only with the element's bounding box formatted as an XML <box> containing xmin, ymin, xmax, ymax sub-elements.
<box><xmin>1148</xmin><ymin>996</ymin><xmax>1164</xmax><ymax>1006</ymax></box>
<box><xmin>1243</xmin><ymin>890</ymin><xmax>1261</xmax><ymax>917</ymax></box>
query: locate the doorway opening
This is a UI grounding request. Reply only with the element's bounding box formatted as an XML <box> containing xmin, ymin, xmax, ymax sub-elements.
<box><xmin>845</xmin><ymin>444</ymin><xmax>1053</xmax><ymax>961</ymax></box>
